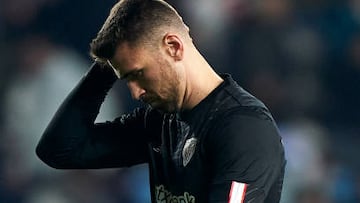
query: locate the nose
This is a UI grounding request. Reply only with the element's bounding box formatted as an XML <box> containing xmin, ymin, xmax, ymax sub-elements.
<box><xmin>127</xmin><ymin>81</ymin><xmax>145</xmax><ymax>100</ymax></box>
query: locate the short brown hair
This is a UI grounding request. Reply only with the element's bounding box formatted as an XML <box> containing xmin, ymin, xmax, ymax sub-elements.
<box><xmin>90</xmin><ymin>0</ymin><xmax>188</xmax><ymax>61</ymax></box>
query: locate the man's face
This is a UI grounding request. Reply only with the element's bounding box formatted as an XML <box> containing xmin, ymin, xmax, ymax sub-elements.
<box><xmin>108</xmin><ymin>42</ymin><xmax>183</xmax><ymax>112</ymax></box>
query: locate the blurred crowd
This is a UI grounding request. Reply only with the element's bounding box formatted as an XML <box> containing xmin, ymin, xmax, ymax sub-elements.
<box><xmin>0</xmin><ymin>0</ymin><xmax>359</xmax><ymax>202</ymax></box>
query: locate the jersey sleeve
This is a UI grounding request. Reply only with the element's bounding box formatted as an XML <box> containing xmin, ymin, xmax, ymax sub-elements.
<box><xmin>36</xmin><ymin>62</ymin><xmax>149</xmax><ymax>169</ymax></box>
<box><xmin>205</xmin><ymin>109</ymin><xmax>285</xmax><ymax>203</ymax></box>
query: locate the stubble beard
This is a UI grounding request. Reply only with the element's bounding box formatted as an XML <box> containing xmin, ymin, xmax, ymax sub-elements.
<box><xmin>156</xmin><ymin>60</ymin><xmax>182</xmax><ymax>113</ymax></box>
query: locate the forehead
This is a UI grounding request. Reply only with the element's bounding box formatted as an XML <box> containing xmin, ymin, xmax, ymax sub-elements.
<box><xmin>109</xmin><ymin>42</ymin><xmax>159</xmax><ymax>78</ymax></box>
<box><xmin>110</xmin><ymin>42</ymin><xmax>146</xmax><ymax>71</ymax></box>
<box><xmin>109</xmin><ymin>42</ymin><xmax>148</xmax><ymax>76</ymax></box>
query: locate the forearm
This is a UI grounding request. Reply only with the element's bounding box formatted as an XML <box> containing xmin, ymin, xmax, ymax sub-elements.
<box><xmin>36</xmin><ymin>62</ymin><xmax>117</xmax><ymax>168</ymax></box>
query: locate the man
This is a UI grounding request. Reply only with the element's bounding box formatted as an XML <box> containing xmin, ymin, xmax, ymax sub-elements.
<box><xmin>36</xmin><ymin>0</ymin><xmax>286</xmax><ymax>202</ymax></box>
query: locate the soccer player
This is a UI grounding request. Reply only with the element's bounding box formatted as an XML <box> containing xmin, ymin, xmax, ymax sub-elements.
<box><xmin>36</xmin><ymin>0</ymin><xmax>286</xmax><ymax>202</ymax></box>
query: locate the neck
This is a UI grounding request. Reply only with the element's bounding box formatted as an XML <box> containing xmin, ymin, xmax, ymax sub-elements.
<box><xmin>181</xmin><ymin>48</ymin><xmax>224</xmax><ymax>111</ymax></box>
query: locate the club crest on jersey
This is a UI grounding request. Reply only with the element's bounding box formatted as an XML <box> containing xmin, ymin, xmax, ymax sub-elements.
<box><xmin>182</xmin><ymin>137</ymin><xmax>197</xmax><ymax>167</ymax></box>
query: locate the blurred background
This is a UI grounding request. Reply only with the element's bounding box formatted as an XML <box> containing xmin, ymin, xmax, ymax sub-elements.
<box><xmin>0</xmin><ymin>0</ymin><xmax>359</xmax><ymax>202</ymax></box>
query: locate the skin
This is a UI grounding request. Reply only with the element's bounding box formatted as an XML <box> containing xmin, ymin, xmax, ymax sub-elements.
<box><xmin>108</xmin><ymin>31</ymin><xmax>224</xmax><ymax>113</ymax></box>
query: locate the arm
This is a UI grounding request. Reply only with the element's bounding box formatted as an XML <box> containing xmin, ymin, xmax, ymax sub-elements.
<box><xmin>206</xmin><ymin>110</ymin><xmax>286</xmax><ymax>203</ymax></box>
<box><xmin>36</xmin><ymin>62</ymin><xmax>149</xmax><ymax>169</ymax></box>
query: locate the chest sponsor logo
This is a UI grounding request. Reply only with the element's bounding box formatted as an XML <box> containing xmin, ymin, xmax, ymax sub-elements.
<box><xmin>182</xmin><ymin>137</ymin><xmax>197</xmax><ymax>167</ymax></box>
<box><xmin>155</xmin><ymin>185</ymin><xmax>195</xmax><ymax>203</ymax></box>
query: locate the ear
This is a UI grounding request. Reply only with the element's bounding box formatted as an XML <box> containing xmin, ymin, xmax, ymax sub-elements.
<box><xmin>163</xmin><ymin>33</ymin><xmax>184</xmax><ymax>61</ymax></box>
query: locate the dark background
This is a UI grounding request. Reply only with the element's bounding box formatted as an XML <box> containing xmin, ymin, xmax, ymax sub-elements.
<box><xmin>0</xmin><ymin>0</ymin><xmax>359</xmax><ymax>202</ymax></box>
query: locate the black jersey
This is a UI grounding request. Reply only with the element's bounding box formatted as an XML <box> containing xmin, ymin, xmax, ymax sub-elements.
<box><xmin>36</xmin><ymin>63</ymin><xmax>285</xmax><ymax>203</ymax></box>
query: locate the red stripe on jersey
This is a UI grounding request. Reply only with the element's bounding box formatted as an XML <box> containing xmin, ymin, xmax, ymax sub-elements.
<box><xmin>228</xmin><ymin>181</ymin><xmax>247</xmax><ymax>203</ymax></box>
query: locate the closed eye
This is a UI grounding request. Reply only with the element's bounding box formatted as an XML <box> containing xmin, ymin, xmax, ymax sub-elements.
<box><xmin>124</xmin><ymin>69</ymin><xmax>144</xmax><ymax>81</ymax></box>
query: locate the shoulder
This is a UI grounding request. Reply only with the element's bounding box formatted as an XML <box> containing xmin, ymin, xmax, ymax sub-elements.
<box><xmin>204</xmin><ymin>106</ymin><xmax>283</xmax><ymax>159</ymax></box>
<box><xmin>201</xmin><ymin>74</ymin><xmax>282</xmax><ymax>151</ymax></box>
<box><xmin>213</xmin><ymin>74</ymin><xmax>277</xmax><ymax>133</ymax></box>
<box><xmin>221</xmin><ymin>74</ymin><xmax>269</xmax><ymax>110</ymax></box>
<box><xmin>203</xmin><ymin>108</ymin><xmax>285</xmax><ymax>174</ymax></box>
<box><xmin>214</xmin><ymin>106</ymin><xmax>279</xmax><ymax>139</ymax></box>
